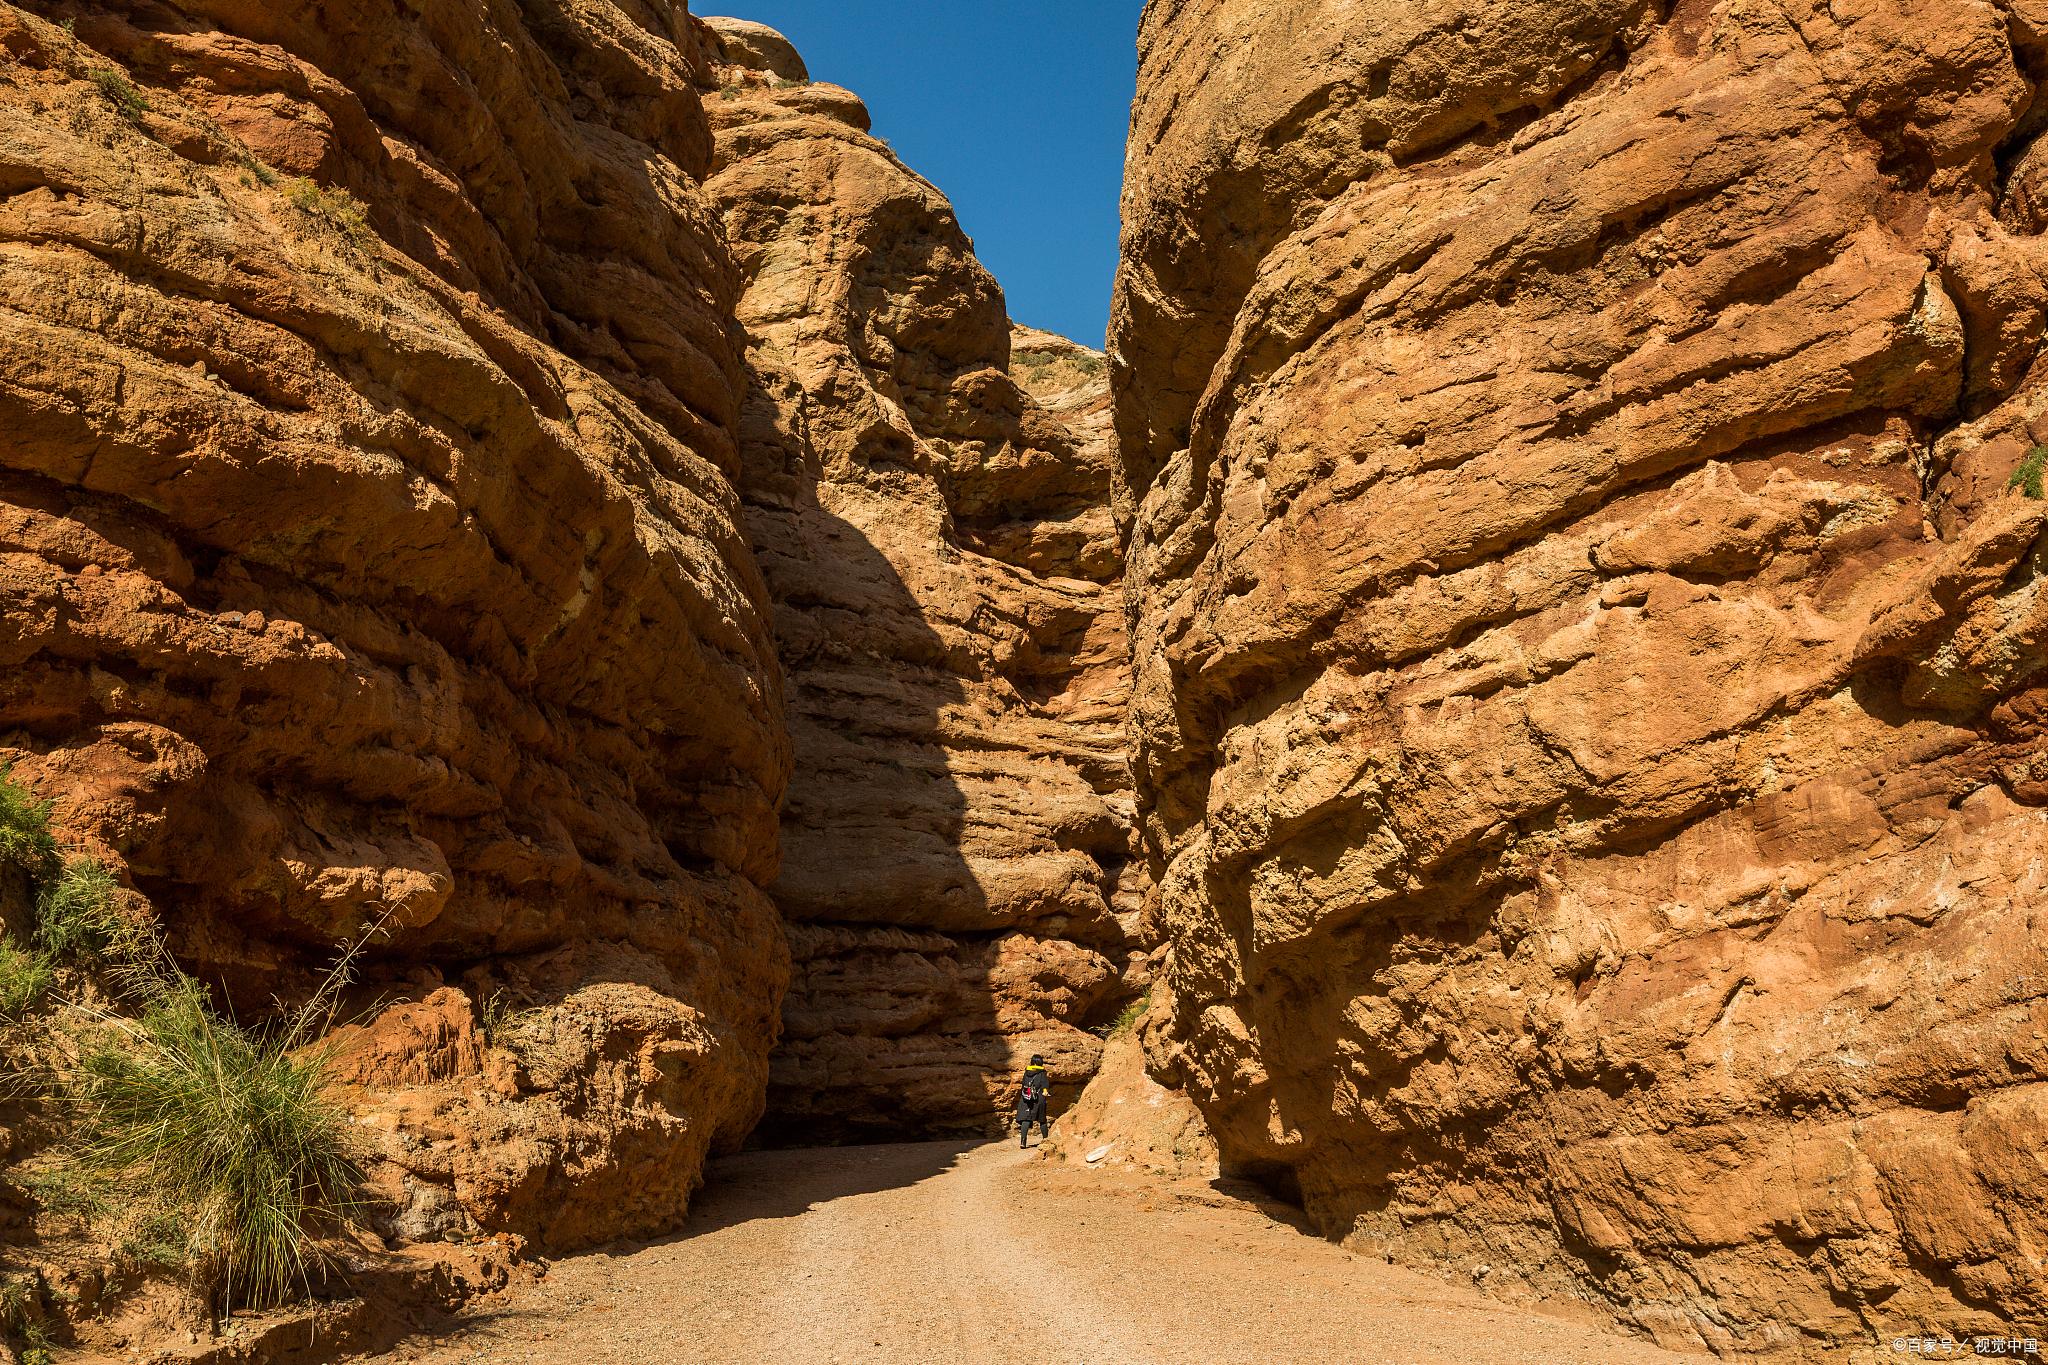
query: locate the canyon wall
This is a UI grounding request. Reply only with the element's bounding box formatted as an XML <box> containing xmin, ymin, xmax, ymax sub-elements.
<box><xmin>1114</xmin><ymin>0</ymin><xmax>2048</xmax><ymax>1354</ymax></box>
<box><xmin>702</xmin><ymin>20</ymin><xmax>1147</xmax><ymax>1142</ymax></box>
<box><xmin>0</xmin><ymin>0</ymin><xmax>788</xmax><ymax>1249</ymax></box>
<box><xmin>0</xmin><ymin>0</ymin><xmax>1146</xmax><ymax>1269</ymax></box>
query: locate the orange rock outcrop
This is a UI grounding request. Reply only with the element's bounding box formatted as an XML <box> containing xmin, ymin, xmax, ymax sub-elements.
<box><xmin>1112</xmin><ymin>0</ymin><xmax>2048</xmax><ymax>1353</ymax></box>
<box><xmin>0</xmin><ymin>0</ymin><xmax>1147</xmax><ymax>1255</ymax></box>
<box><xmin>0</xmin><ymin>0</ymin><xmax>786</xmax><ymax>1248</ymax></box>
<box><xmin>703</xmin><ymin>20</ymin><xmax>1147</xmax><ymax>1141</ymax></box>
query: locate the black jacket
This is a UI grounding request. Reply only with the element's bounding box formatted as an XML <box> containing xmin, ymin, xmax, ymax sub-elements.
<box><xmin>1018</xmin><ymin>1067</ymin><xmax>1051</xmax><ymax>1112</ymax></box>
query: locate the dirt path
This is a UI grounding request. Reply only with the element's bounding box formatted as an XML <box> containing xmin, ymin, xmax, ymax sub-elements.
<box><xmin>381</xmin><ymin>1140</ymin><xmax>1702</xmax><ymax>1364</ymax></box>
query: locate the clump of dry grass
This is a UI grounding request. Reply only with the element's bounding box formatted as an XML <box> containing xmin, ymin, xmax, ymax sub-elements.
<box><xmin>90</xmin><ymin>68</ymin><xmax>148</xmax><ymax>122</ymax></box>
<box><xmin>0</xmin><ymin>759</ymin><xmax>370</xmax><ymax>1313</ymax></box>
<box><xmin>2010</xmin><ymin>445</ymin><xmax>2047</xmax><ymax>500</ymax></box>
<box><xmin>64</xmin><ymin>970</ymin><xmax>366</xmax><ymax>1310</ymax></box>
<box><xmin>281</xmin><ymin>177</ymin><xmax>375</xmax><ymax>247</ymax></box>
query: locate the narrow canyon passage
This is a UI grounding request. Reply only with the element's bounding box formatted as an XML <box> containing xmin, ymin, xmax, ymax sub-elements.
<box><xmin>382</xmin><ymin>1142</ymin><xmax>1702</xmax><ymax>1365</ymax></box>
<box><xmin>6</xmin><ymin>0</ymin><xmax>2048</xmax><ymax>1358</ymax></box>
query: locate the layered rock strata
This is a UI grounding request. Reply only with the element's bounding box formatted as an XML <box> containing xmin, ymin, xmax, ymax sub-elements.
<box><xmin>703</xmin><ymin>19</ymin><xmax>1146</xmax><ymax>1141</ymax></box>
<box><xmin>1113</xmin><ymin>0</ymin><xmax>2048</xmax><ymax>1354</ymax></box>
<box><xmin>0</xmin><ymin>0</ymin><xmax>786</xmax><ymax>1247</ymax></box>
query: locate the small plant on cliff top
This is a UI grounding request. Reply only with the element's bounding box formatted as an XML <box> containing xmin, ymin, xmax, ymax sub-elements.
<box><xmin>90</xmin><ymin>68</ymin><xmax>148</xmax><ymax>122</ymax></box>
<box><xmin>66</xmin><ymin>973</ymin><xmax>366</xmax><ymax>1310</ymax></box>
<box><xmin>2010</xmin><ymin>445</ymin><xmax>2048</xmax><ymax>501</ymax></box>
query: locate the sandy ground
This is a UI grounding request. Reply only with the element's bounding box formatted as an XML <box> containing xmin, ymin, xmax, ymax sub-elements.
<box><xmin>378</xmin><ymin>1139</ymin><xmax>1704</xmax><ymax>1365</ymax></box>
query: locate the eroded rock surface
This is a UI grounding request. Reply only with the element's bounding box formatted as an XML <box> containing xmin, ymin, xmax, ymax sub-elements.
<box><xmin>1041</xmin><ymin>1023</ymin><xmax>1220</xmax><ymax>1183</ymax></box>
<box><xmin>702</xmin><ymin>22</ymin><xmax>1146</xmax><ymax>1141</ymax></box>
<box><xmin>1114</xmin><ymin>0</ymin><xmax>2048</xmax><ymax>1353</ymax></box>
<box><xmin>0</xmin><ymin>0</ymin><xmax>787</xmax><ymax>1248</ymax></box>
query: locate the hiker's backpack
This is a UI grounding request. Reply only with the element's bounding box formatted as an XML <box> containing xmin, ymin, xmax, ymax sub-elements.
<box><xmin>1021</xmin><ymin>1069</ymin><xmax>1049</xmax><ymax>1108</ymax></box>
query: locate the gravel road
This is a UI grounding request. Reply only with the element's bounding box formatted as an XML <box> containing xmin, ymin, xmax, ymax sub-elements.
<box><xmin>380</xmin><ymin>1139</ymin><xmax>1704</xmax><ymax>1364</ymax></box>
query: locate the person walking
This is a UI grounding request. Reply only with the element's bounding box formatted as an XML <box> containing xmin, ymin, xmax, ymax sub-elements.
<box><xmin>1016</xmin><ymin>1055</ymin><xmax>1052</xmax><ymax>1148</ymax></box>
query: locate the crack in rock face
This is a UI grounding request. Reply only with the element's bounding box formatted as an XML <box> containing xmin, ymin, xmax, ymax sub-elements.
<box><xmin>1112</xmin><ymin>0</ymin><xmax>2048</xmax><ymax>1354</ymax></box>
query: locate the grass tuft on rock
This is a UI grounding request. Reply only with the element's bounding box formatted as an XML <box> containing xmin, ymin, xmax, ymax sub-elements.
<box><xmin>0</xmin><ymin>770</ymin><xmax>369</xmax><ymax>1316</ymax></box>
<box><xmin>1106</xmin><ymin>989</ymin><xmax>1151</xmax><ymax>1040</ymax></box>
<box><xmin>90</xmin><ymin>68</ymin><xmax>148</xmax><ymax>122</ymax></box>
<box><xmin>34</xmin><ymin>858</ymin><xmax>129</xmax><ymax>964</ymax></box>
<box><xmin>281</xmin><ymin>177</ymin><xmax>375</xmax><ymax>247</ymax></box>
<box><xmin>0</xmin><ymin>765</ymin><xmax>58</xmax><ymax>880</ymax></box>
<box><xmin>2010</xmin><ymin>445</ymin><xmax>2048</xmax><ymax>500</ymax></box>
<box><xmin>0</xmin><ymin>940</ymin><xmax>53</xmax><ymax>1021</ymax></box>
<box><xmin>67</xmin><ymin>975</ymin><xmax>366</xmax><ymax>1309</ymax></box>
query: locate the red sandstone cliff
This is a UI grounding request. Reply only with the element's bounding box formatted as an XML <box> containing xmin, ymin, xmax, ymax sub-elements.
<box><xmin>0</xmin><ymin>0</ymin><xmax>787</xmax><ymax>1249</ymax></box>
<box><xmin>702</xmin><ymin>18</ymin><xmax>1148</xmax><ymax>1141</ymax></box>
<box><xmin>1110</xmin><ymin>0</ymin><xmax>2048</xmax><ymax>1354</ymax></box>
<box><xmin>0</xmin><ymin>0</ymin><xmax>1145</xmax><ymax>1275</ymax></box>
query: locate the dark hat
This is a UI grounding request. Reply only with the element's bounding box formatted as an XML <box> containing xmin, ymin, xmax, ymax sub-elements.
<box><xmin>1029</xmin><ymin>1055</ymin><xmax>1044</xmax><ymax>1066</ymax></box>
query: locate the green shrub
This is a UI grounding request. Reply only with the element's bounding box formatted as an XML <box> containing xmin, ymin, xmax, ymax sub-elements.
<box><xmin>14</xmin><ymin>1165</ymin><xmax>103</xmax><ymax>1219</ymax></box>
<box><xmin>1014</xmin><ymin>348</ymin><xmax>1107</xmax><ymax>381</ymax></box>
<box><xmin>1106</xmin><ymin>989</ymin><xmax>1151</xmax><ymax>1040</ymax></box>
<box><xmin>0</xmin><ymin>940</ymin><xmax>53</xmax><ymax>1021</ymax></box>
<box><xmin>235</xmin><ymin>153</ymin><xmax>279</xmax><ymax>189</ymax></box>
<box><xmin>90</xmin><ymin>68</ymin><xmax>148</xmax><ymax>122</ymax></box>
<box><xmin>280</xmin><ymin>177</ymin><xmax>374</xmax><ymax>246</ymax></box>
<box><xmin>0</xmin><ymin>1276</ymin><xmax>53</xmax><ymax>1364</ymax></box>
<box><xmin>66</xmin><ymin>976</ymin><xmax>365</xmax><ymax>1308</ymax></box>
<box><xmin>2010</xmin><ymin>445</ymin><xmax>2048</xmax><ymax>501</ymax></box>
<box><xmin>35</xmin><ymin>858</ymin><xmax>129</xmax><ymax>964</ymax></box>
<box><xmin>476</xmin><ymin>988</ymin><xmax>516</xmax><ymax>1048</ymax></box>
<box><xmin>119</xmin><ymin>1209</ymin><xmax>193</xmax><ymax>1271</ymax></box>
<box><xmin>0</xmin><ymin>766</ymin><xmax>58</xmax><ymax>880</ymax></box>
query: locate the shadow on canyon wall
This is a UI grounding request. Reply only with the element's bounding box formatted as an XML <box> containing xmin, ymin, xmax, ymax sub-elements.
<box><xmin>733</xmin><ymin>367</ymin><xmax>1025</xmax><ymax>1149</ymax></box>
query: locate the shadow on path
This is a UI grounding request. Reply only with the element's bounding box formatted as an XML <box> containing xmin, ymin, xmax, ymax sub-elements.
<box><xmin>671</xmin><ymin>1139</ymin><xmax>982</xmax><ymax>1239</ymax></box>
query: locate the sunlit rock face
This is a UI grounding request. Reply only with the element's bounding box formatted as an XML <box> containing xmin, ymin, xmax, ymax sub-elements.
<box><xmin>1111</xmin><ymin>0</ymin><xmax>2048</xmax><ymax>1353</ymax></box>
<box><xmin>702</xmin><ymin>18</ymin><xmax>1149</xmax><ymax>1142</ymax></box>
<box><xmin>0</xmin><ymin>0</ymin><xmax>788</xmax><ymax>1247</ymax></box>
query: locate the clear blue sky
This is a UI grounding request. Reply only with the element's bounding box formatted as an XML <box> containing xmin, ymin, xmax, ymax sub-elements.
<box><xmin>713</xmin><ymin>2</ymin><xmax>1141</xmax><ymax>347</ymax></box>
